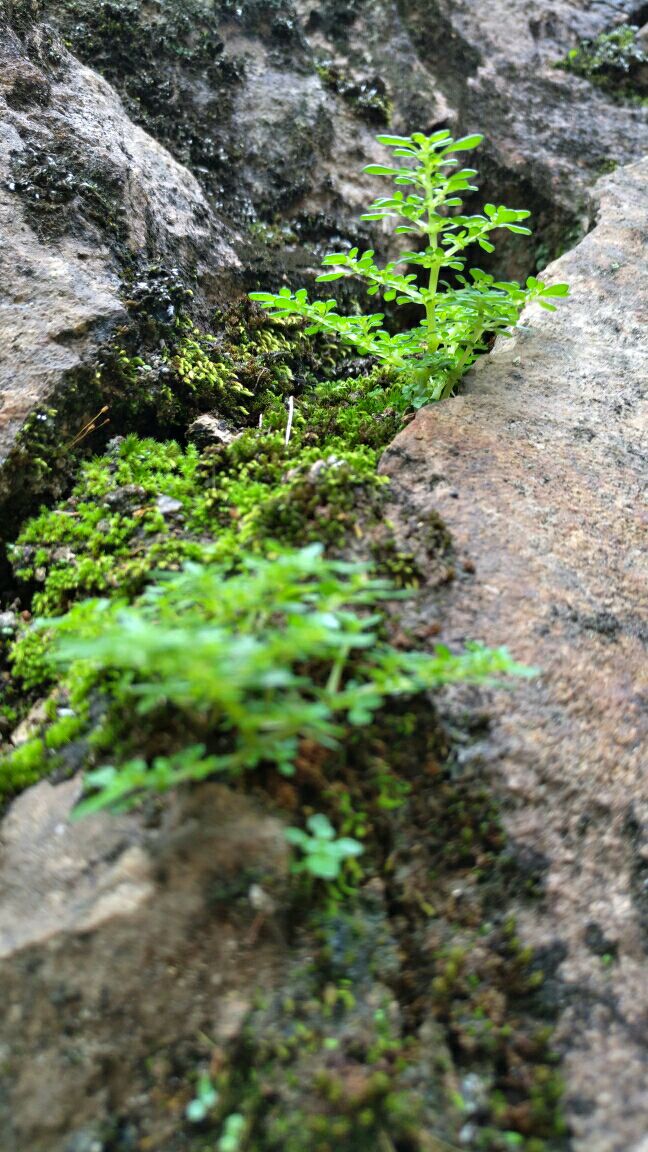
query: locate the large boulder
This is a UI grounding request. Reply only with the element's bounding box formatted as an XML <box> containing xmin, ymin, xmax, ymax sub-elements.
<box><xmin>380</xmin><ymin>157</ymin><xmax>648</xmax><ymax>1152</ymax></box>
<box><xmin>0</xmin><ymin>775</ymin><xmax>289</xmax><ymax>1152</ymax></box>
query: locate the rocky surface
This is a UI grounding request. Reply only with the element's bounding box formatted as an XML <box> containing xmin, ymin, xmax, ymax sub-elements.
<box><xmin>0</xmin><ymin>775</ymin><xmax>289</xmax><ymax>1151</ymax></box>
<box><xmin>380</xmin><ymin>157</ymin><xmax>648</xmax><ymax>1152</ymax></box>
<box><xmin>22</xmin><ymin>0</ymin><xmax>648</xmax><ymax>258</ymax></box>
<box><xmin>0</xmin><ymin>14</ymin><xmax>240</xmax><ymax>532</ymax></box>
<box><xmin>2</xmin><ymin>0</ymin><xmax>647</xmax><ymax>529</ymax></box>
<box><xmin>0</xmin><ymin>0</ymin><xmax>647</xmax><ymax>1147</ymax></box>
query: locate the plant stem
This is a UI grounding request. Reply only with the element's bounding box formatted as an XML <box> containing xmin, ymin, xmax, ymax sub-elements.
<box><xmin>422</xmin><ymin>147</ymin><xmax>442</xmax><ymax>355</ymax></box>
<box><xmin>440</xmin><ymin>323</ymin><xmax>484</xmax><ymax>399</ymax></box>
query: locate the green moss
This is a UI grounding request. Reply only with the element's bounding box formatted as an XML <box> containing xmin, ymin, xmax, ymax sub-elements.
<box><xmin>44</xmin><ymin>712</ymin><xmax>86</xmax><ymax>750</ymax></box>
<box><xmin>316</xmin><ymin>61</ymin><xmax>392</xmax><ymax>124</ymax></box>
<box><xmin>7</xmin><ymin>350</ymin><xmax>413</xmax><ymax>636</ymax></box>
<box><xmin>200</xmin><ymin>941</ymin><xmax>435</xmax><ymax>1151</ymax></box>
<box><xmin>559</xmin><ymin>24</ymin><xmax>648</xmax><ymax>99</ymax></box>
<box><xmin>0</xmin><ymin>737</ymin><xmax>47</xmax><ymax>799</ymax></box>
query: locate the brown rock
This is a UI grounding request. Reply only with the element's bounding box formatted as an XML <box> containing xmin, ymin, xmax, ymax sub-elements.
<box><xmin>0</xmin><ymin>775</ymin><xmax>289</xmax><ymax>1151</ymax></box>
<box><xmin>380</xmin><ymin>158</ymin><xmax>648</xmax><ymax>1152</ymax></box>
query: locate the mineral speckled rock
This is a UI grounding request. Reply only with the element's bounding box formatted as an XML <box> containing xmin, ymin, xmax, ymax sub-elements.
<box><xmin>380</xmin><ymin>157</ymin><xmax>648</xmax><ymax>1152</ymax></box>
<box><xmin>0</xmin><ymin>776</ymin><xmax>289</xmax><ymax>1152</ymax></box>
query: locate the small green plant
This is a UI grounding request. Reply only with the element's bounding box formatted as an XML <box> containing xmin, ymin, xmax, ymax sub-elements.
<box><xmin>31</xmin><ymin>545</ymin><xmax>531</xmax><ymax>815</ymax></box>
<box><xmin>186</xmin><ymin>1073</ymin><xmax>218</xmax><ymax>1123</ymax></box>
<box><xmin>251</xmin><ymin>131</ymin><xmax>568</xmax><ymax>406</ymax></box>
<box><xmin>285</xmin><ymin>813</ymin><xmax>364</xmax><ymax>880</ymax></box>
<box><xmin>218</xmin><ymin>1112</ymin><xmax>246</xmax><ymax>1152</ymax></box>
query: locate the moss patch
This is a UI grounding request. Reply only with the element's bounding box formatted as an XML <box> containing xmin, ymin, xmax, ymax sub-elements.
<box><xmin>559</xmin><ymin>23</ymin><xmax>648</xmax><ymax>100</ymax></box>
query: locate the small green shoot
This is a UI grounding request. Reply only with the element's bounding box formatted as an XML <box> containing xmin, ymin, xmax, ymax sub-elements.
<box><xmin>218</xmin><ymin>1113</ymin><xmax>246</xmax><ymax>1152</ymax></box>
<box><xmin>285</xmin><ymin>813</ymin><xmax>364</xmax><ymax>880</ymax></box>
<box><xmin>251</xmin><ymin>130</ymin><xmax>569</xmax><ymax>406</ymax></box>
<box><xmin>186</xmin><ymin>1073</ymin><xmax>218</xmax><ymax>1123</ymax></box>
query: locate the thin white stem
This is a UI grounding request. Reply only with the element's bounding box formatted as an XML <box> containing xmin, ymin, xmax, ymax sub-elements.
<box><xmin>284</xmin><ymin>395</ymin><xmax>294</xmax><ymax>446</ymax></box>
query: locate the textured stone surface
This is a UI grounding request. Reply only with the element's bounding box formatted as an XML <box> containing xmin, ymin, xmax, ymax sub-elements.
<box><xmin>0</xmin><ymin>18</ymin><xmax>239</xmax><ymax>527</ymax></box>
<box><xmin>380</xmin><ymin>158</ymin><xmax>648</xmax><ymax>1152</ymax></box>
<box><xmin>28</xmin><ymin>0</ymin><xmax>648</xmax><ymax>256</ymax></box>
<box><xmin>0</xmin><ymin>776</ymin><xmax>288</xmax><ymax>1151</ymax></box>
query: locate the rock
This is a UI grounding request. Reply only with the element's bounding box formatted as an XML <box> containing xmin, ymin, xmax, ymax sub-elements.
<box><xmin>102</xmin><ymin>484</ymin><xmax>147</xmax><ymax>511</ymax></box>
<box><xmin>0</xmin><ymin>610</ymin><xmax>18</xmax><ymax>635</ymax></box>
<box><xmin>0</xmin><ymin>775</ymin><xmax>289</xmax><ymax>1151</ymax></box>
<box><xmin>0</xmin><ymin>16</ymin><xmax>240</xmax><ymax>535</ymax></box>
<box><xmin>9</xmin><ymin>698</ymin><xmax>49</xmax><ymax>746</ymax></box>
<box><xmin>380</xmin><ymin>158</ymin><xmax>648</xmax><ymax>1152</ymax></box>
<box><xmin>186</xmin><ymin>412</ymin><xmax>240</xmax><ymax>448</ymax></box>
<box><xmin>154</xmin><ymin>493</ymin><xmax>183</xmax><ymax>516</ymax></box>
<box><xmin>23</xmin><ymin>0</ymin><xmax>648</xmax><ymax>267</ymax></box>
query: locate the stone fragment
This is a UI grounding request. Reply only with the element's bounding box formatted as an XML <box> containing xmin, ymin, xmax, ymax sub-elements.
<box><xmin>186</xmin><ymin>412</ymin><xmax>240</xmax><ymax>448</ymax></box>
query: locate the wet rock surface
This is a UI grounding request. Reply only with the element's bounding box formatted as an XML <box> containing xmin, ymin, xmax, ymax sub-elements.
<box><xmin>1</xmin><ymin>0</ymin><xmax>647</xmax><ymax>527</ymax></box>
<box><xmin>0</xmin><ymin>14</ymin><xmax>240</xmax><ymax>531</ymax></box>
<box><xmin>0</xmin><ymin>775</ymin><xmax>289</xmax><ymax>1152</ymax></box>
<box><xmin>18</xmin><ymin>0</ymin><xmax>648</xmax><ymax>258</ymax></box>
<box><xmin>380</xmin><ymin>158</ymin><xmax>648</xmax><ymax>1152</ymax></box>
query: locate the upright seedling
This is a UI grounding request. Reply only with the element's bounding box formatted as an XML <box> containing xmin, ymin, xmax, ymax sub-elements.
<box><xmin>251</xmin><ymin>131</ymin><xmax>569</xmax><ymax>406</ymax></box>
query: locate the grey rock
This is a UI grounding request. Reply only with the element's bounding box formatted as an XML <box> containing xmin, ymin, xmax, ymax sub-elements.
<box><xmin>9</xmin><ymin>698</ymin><xmax>49</xmax><ymax>747</ymax></box>
<box><xmin>380</xmin><ymin>158</ymin><xmax>648</xmax><ymax>1152</ymax></box>
<box><xmin>0</xmin><ymin>776</ymin><xmax>289</xmax><ymax>1151</ymax></box>
<box><xmin>0</xmin><ymin>18</ymin><xmax>240</xmax><ymax>532</ymax></box>
<box><xmin>154</xmin><ymin>493</ymin><xmax>183</xmax><ymax>516</ymax></box>
<box><xmin>186</xmin><ymin>412</ymin><xmax>240</xmax><ymax>448</ymax></box>
<box><xmin>102</xmin><ymin>484</ymin><xmax>147</xmax><ymax>511</ymax></box>
<box><xmin>26</xmin><ymin>0</ymin><xmax>647</xmax><ymax>262</ymax></box>
<box><xmin>0</xmin><ymin>610</ymin><xmax>18</xmax><ymax>634</ymax></box>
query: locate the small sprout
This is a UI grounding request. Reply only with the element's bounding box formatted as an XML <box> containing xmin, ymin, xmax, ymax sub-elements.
<box><xmin>185</xmin><ymin>1073</ymin><xmax>218</xmax><ymax>1123</ymax></box>
<box><xmin>285</xmin><ymin>812</ymin><xmax>364</xmax><ymax>880</ymax></box>
<box><xmin>218</xmin><ymin>1112</ymin><xmax>246</xmax><ymax>1152</ymax></box>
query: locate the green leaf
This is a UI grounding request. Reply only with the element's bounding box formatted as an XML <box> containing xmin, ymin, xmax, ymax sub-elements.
<box><xmin>308</xmin><ymin>813</ymin><xmax>335</xmax><ymax>839</ymax></box>
<box><xmin>334</xmin><ymin>838</ymin><xmax>364</xmax><ymax>857</ymax></box>
<box><xmin>307</xmin><ymin>853</ymin><xmax>340</xmax><ymax>880</ymax></box>
<box><xmin>375</xmin><ymin>134</ymin><xmax>412</xmax><ymax>146</ymax></box>
<box><xmin>444</xmin><ymin>134</ymin><xmax>483</xmax><ymax>152</ymax></box>
<box><xmin>541</xmin><ymin>282</ymin><xmax>570</xmax><ymax>297</ymax></box>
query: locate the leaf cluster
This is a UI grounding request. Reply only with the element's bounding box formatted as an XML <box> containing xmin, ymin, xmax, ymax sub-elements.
<box><xmin>285</xmin><ymin>813</ymin><xmax>364</xmax><ymax>880</ymax></box>
<box><xmin>251</xmin><ymin>131</ymin><xmax>569</xmax><ymax>404</ymax></box>
<box><xmin>38</xmin><ymin>545</ymin><xmax>530</xmax><ymax>815</ymax></box>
